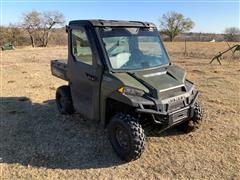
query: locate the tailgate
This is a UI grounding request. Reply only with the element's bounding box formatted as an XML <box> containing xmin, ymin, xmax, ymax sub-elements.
<box><xmin>51</xmin><ymin>60</ymin><xmax>68</xmax><ymax>81</ymax></box>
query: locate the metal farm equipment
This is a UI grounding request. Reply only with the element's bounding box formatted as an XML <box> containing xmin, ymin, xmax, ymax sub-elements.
<box><xmin>210</xmin><ymin>44</ymin><xmax>240</xmax><ymax>65</ymax></box>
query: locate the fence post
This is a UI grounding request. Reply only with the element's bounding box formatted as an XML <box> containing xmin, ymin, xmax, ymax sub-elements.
<box><xmin>184</xmin><ymin>38</ymin><xmax>187</xmax><ymax>56</ymax></box>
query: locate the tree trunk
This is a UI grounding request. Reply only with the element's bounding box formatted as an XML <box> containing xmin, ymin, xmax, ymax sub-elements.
<box><xmin>30</xmin><ymin>34</ymin><xmax>35</xmax><ymax>47</ymax></box>
<box><xmin>41</xmin><ymin>28</ymin><xmax>47</xmax><ymax>47</ymax></box>
<box><xmin>44</xmin><ymin>31</ymin><xmax>51</xmax><ymax>47</ymax></box>
<box><xmin>169</xmin><ymin>34</ymin><xmax>174</xmax><ymax>42</ymax></box>
<box><xmin>43</xmin><ymin>22</ymin><xmax>55</xmax><ymax>47</ymax></box>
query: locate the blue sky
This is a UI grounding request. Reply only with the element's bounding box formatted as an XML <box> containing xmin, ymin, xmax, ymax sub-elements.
<box><xmin>1</xmin><ymin>0</ymin><xmax>239</xmax><ymax>33</ymax></box>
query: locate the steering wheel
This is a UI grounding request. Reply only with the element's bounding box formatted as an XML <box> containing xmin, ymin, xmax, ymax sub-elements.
<box><xmin>107</xmin><ymin>37</ymin><xmax>126</xmax><ymax>55</ymax></box>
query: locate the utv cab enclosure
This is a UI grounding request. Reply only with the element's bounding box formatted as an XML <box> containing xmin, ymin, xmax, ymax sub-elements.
<box><xmin>51</xmin><ymin>20</ymin><xmax>203</xmax><ymax>162</ymax></box>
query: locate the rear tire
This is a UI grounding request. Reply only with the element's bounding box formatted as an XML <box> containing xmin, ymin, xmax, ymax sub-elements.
<box><xmin>56</xmin><ymin>85</ymin><xmax>75</xmax><ymax>114</ymax></box>
<box><xmin>177</xmin><ymin>101</ymin><xmax>203</xmax><ymax>133</ymax></box>
<box><xmin>108</xmin><ymin>113</ymin><xmax>145</xmax><ymax>162</ymax></box>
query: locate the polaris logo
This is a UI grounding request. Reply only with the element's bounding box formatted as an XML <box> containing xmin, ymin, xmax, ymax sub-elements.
<box><xmin>167</xmin><ymin>95</ymin><xmax>185</xmax><ymax>103</ymax></box>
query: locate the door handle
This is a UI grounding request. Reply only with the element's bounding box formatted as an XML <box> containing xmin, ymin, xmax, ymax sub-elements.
<box><xmin>85</xmin><ymin>72</ymin><xmax>97</xmax><ymax>81</ymax></box>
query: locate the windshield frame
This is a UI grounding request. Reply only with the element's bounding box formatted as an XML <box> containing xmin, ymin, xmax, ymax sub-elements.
<box><xmin>96</xmin><ymin>27</ymin><xmax>171</xmax><ymax>73</ymax></box>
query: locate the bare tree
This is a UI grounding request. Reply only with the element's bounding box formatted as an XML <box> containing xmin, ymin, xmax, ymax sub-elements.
<box><xmin>22</xmin><ymin>10</ymin><xmax>65</xmax><ymax>47</ymax></box>
<box><xmin>22</xmin><ymin>10</ymin><xmax>41</xmax><ymax>47</ymax></box>
<box><xmin>39</xmin><ymin>11</ymin><xmax>65</xmax><ymax>47</ymax></box>
<box><xmin>160</xmin><ymin>11</ymin><xmax>194</xmax><ymax>41</ymax></box>
<box><xmin>224</xmin><ymin>27</ymin><xmax>240</xmax><ymax>42</ymax></box>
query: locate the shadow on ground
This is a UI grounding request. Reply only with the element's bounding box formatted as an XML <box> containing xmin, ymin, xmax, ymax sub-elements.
<box><xmin>0</xmin><ymin>96</ymin><xmax>185</xmax><ymax>170</ymax></box>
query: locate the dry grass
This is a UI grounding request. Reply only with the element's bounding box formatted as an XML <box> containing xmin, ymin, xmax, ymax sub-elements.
<box><xmin>1</xmin><ymin>42</ymin><xmax>240</xmax><ymax>179</ymax></box>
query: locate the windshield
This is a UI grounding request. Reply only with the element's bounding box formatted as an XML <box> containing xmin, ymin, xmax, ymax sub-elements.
<box><xmin>100</xmin><ymin>27</ymin><xmax>169</xmax><ymax>71</ymax></box>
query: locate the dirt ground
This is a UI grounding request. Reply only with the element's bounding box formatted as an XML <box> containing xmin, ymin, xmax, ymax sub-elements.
<box><xmin>1</xmin><ymin>42</ymin><xmax>239</xmax><ymax>179</ymax></box>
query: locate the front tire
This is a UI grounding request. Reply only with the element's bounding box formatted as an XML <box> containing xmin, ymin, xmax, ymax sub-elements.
<box><xmin>108</xmin><ymin>113</ymin><xmax>145</xmax><ymax>162</ymax></box>
<box><xmin>56</xmin><ymin>85</ymin><xmax>75</xmax><ymax>114</ymax></box>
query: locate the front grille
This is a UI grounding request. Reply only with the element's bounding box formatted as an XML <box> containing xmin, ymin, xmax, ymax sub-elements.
<box><xmin>160</xmin><ymin>87</ymin><xmax>185</xmax><ymax>100</ymax></box>
<box><xmin>168</xmin><ymin>101</ymin><xmax>185</xmax><ymax>112</ymax></box>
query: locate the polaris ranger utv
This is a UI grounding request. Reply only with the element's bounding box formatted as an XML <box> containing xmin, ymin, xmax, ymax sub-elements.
<box><xmin>51</xmin><ymin>20</ymin><xmax>203</xmax><ymax>162</ymax></box>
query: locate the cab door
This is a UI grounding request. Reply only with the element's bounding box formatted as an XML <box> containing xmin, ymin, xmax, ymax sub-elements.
<box><xmin>67</xmin><ymin>25</ymin><xmax>103</xmax><ymax>121</ymax></box>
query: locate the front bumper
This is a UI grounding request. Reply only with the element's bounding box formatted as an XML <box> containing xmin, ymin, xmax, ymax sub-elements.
<box><xmin>136</xmin><ymin>92</ymin><xmax>199</xmax><ymax>126</ymax></box>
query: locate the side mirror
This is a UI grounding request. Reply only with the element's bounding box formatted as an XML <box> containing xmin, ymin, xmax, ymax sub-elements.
<box><xmin>65</xmin><ymin>25</ymin><xmax>69</xmax><ymax>33</ymax></box>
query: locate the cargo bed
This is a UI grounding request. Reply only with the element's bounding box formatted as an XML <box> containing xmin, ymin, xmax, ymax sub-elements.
<box><xmin>51</xmin><ymin>60</ymin><xmax>68</xmax><ymax>81</ymax></box>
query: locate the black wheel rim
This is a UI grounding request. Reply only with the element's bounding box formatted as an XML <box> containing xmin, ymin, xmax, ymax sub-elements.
<box><xmin>115</xmin><ymin>126</ymin><xmax>130</xmax><ymax>150</ymax></box>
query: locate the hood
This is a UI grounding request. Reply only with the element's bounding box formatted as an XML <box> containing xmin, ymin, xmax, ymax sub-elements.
<box><xmin>114</xmin><ymin>65</ymin><xmax>186</xmax><ymax>99</ymax></box>
<box><xmin>134</xmin><ymin>65</ymin><xmax>186</xmax><ymax>90</ymax></box>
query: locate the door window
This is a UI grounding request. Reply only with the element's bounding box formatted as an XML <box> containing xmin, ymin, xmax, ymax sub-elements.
<box><xmin>71</xmin><ymin>29</ymin><xmax>93</xmax><ymax>65</ymax></box>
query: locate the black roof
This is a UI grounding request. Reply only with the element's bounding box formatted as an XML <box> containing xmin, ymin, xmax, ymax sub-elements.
<box><xmin>69</xmin><ymin>19</ymin><xmax>156</xmax><ymax>28</ymax></box>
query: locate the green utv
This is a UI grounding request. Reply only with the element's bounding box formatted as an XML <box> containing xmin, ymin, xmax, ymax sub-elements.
<box><xmin>51</xmin><ymin>20</ymin><xmax>203</xmax><ymax>162</ymax></box>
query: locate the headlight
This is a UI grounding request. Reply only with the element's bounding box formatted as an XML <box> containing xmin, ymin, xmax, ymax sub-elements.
<box><xmin>117</xmin><ymin>86</ymin><xmax>145</xmax><ymax>96</ymax></box>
